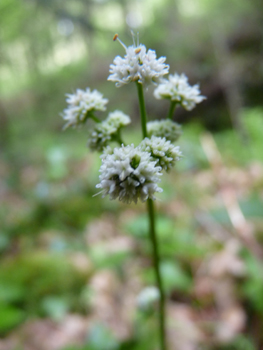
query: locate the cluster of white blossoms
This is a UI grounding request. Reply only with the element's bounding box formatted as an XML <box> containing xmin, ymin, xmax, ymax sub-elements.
<box><xmin>147</xmin><ymin>119</ymin><xmax>182</xmax><ymax>143</ymax></box>
<box><xmin>154</xmin><ymin>73</ymin><xmax>206</xmax><ymax>111</ymax></box>
<box><xmin>96</xmin><ymin>144</ymin><xmax>163</xmax><ymax>204</ymax></box>
<box><xmin>106</xmin><ymin>110</ymin><xmax>131</xmax><ymax>128</ymax></box>
<box><xmin>62</xmin><ymin>88</ymin><xmax>108</xmax><ymax>129</ymax></box>
<box><xmin>139</xmin><ymin>136</ymin><xmax>182</xmax><ymax>172</ymax></box>
<box><xmin>88</xmin><ymin>110</ymin><xmax>131</xmax><ymax>151</ymax></box>
<box><xmin>88</xmin><ymin>122</ymin><xmax>116</xmax><ymax>151</ymax></box>
<box><xmin>61</xmin><ymin>34</ymin><xmax>207</xmax><ymax>205</ymax></box>
<box><xmin>96</xmin><ymin>136</ymin><xmax>182</xmax><ymax>203</ymax></box>
<box><xmin>108</xmin><ymin>35</ymin><xmax>169</xmax><ymax>87</ymax></box>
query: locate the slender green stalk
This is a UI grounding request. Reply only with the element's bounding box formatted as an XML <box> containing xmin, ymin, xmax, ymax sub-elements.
<box><xmin>147</xmin><ymin>198</ymin><xmax>167</xmax><ymax>350</ymax></box>
<box><xmin>89</xmin><ymin>113</ymin><xmax>101</xmax><ymax>123</ymax></box>
<box><xmin>115</xmin><ymin>129</ymin><xmax>126</xmax><ymax>146</ymax></box>
<box><xmin>136</xmin><ymin>81</ymin><xmax>167</xmax><ymax>350</ymax></box>
<box><xmin>136</xmin><ymin>82</ymin><xmax>148</xmax><ymax>138</ymax></box>
<box><xmin>167</xmin><ymin>101</ymin><xmax>177</xmax><ymax>120</ymax></box>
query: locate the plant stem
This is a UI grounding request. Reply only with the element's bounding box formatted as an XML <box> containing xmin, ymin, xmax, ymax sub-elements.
<box><xmin>167</xmin><ymin>101</ymin><xmax>177</xmax><ymax>120</ymax></box>
<box><xmin>136</xmin><ymin>81</ymin><xmax>167</xmax><ymax>350</ymax></box>
<box><xmin>89</xmin><ymin>113</ymin><xmax>101</xmax><ymax>123</ymax></box>
<box><xmin>115</xmin><ymin>129</ymin><xmax>126</xmax><ymax>146</ymax></box>
<box><xmin>147</xmin><ymin>198</ymin><xmax>167</xmax><ymax>350</ymax></box>
<box><xmin>136</xmin><ymin>82</ymin><xmax>148</xmax><ymax>138</ymax></box>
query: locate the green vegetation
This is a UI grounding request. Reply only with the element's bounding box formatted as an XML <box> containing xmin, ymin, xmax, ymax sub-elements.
<box><xmin>1</xmin><ymin>0</ymin><xmax>263</xmax><ymax>349</ymax></box>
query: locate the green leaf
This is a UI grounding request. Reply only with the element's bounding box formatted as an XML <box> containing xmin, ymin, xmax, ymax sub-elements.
<box><xmin>86</xmin><ymin>324</ymin><xmax>119</xmax><ymax>350</ymax></box>
<box><xmin>40</xmin><ymin>296</ymin><xmax>69</xmax><ymax>321</ymax></box>
<box><xmin>0</xmin><ymin>303</ymin><xmax>25</xmax><ymax>334</ymax></box>
<box><xmin>124</xmin><ymin>214</ymin><xmax>148</xmax><ymax>238</ymax></box>
<box><xmin>0</xmin><ymin>283</ymin><xmax>26</xmax><ymax>303</ymax></box>
<box><xmin>160</xmin><ymin>261</ymin><xmax>192</xmax><ymax>293</ymax></box>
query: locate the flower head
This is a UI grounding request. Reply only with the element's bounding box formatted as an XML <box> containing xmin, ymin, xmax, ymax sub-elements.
<box><xmin>106</xmin><ymin>110</ymin><xmax>131</xmax><ymax>128</ymax></box>
<box><xmin>154</xmin><ymin>73</ymin><xmax>206</xmax><ymax>111</ymax></box>
<box><xmin>139</xmin><ymin>136</ymin><xmax>182</xmax><ymax>172</ymax></box>
<box><xmin>96</xmin><ymin>144</ymin><xmax>163</xmax><ymax>204</ymax></box>
<box><xmin>62</xmin><ymin>88</ymin><xmax>108</xmax><ymax>129</ymax></box>
<box><xmin>147</xmin><ymin>119</ymin><xmax>182</xmax><ymax>143</ymax></box>
<box><xmin>88</xmin><ymin>122</ymin><xmax>117</xmax><ymax>152</ymax></box>
<box><xmin>108</xmin><ymin>34</ymin><xmax>169</xmax><ymax>87</ymax></box>
<box><xmin>101</xmin><ymin>145</ymin><xmax>114</xmax><ymax>158</ymax></box>
<box><xmin>88</xmin><ymin>110</ymin><xmax>131</xmax><ymax>151</ymax></box>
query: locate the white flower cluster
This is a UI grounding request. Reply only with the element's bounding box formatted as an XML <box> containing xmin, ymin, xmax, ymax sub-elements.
<box><xmin>154</xmin><ymin>73</ymin><xmax>206</xmax><ymax>111</ymax></box>
<box><xmin>147</xmin><ymin>119</ymin><xmax>182</xmax><ymax>143</ymax></box>
<box><xmin>88</xmin><ymin>111</ymin><xmax>131</xmax><ymax>151</ymax></box>
<box><xmin>108</xmin><ymin>36</ymin><xmax>169</xmax><ymax>87</ymax></box>
<box><xmin>101</xmin><ymin>145</ymin><xmax>114</xmax><ymax>158</ymax></box>
<box><xmin>136</xmin><ymin>286</ymin><xmax>160</xmax><ymax>312</ymax></box>
<box><xmin>62</xmin><ymin>88</ymin><xmax>108</xmax><ymax>128</ymax></box>
<box><xmin>139</xmin><ymin>136</ymin><xmax>182</xmax><ymax>172</ymax></box>
<box><xmin>88</xmin><ymin>122</ymin><xmax>116</xmax><ymax>152</ymax></box>
<box><xmin>106</xmin><ymin>110</ymin><xmax>131</xmax><ymax>128</ymax></box>
<box><xmin>96</xmin><ymin>144</ymin><xmax>163</xmax><ymax>204</ymax></box>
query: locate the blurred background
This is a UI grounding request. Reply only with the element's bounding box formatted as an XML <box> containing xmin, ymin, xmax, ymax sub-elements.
<box><xmin>0</xmin><ymin>0</ymin><xmax>263</xmax><ymax>349</ymax></box>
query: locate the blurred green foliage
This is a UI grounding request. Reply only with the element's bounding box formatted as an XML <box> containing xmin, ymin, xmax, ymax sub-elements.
<box><xmin>0</xmin><ymin>252</ymin><xmax>91</xmax><ymax>333</ymax></box>
<box><xmin>0</xmin><ymin>0</ymin><xmax>263</xmax><ymax>349</ymax></box>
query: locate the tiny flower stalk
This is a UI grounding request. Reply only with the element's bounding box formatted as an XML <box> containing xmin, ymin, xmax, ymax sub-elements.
<box><xmin>114</xmin><ymin>128</ymin><xmax>125</xmax><ymax>146</ymax></box>
<box><xmin>88</xmin><ymin>113</ymin><xmax>101</xmax><ymax>123</ymax></box>
<box><xmin>136</xmin><ymin>82</ymin><xmax>148</xmax><ymax>139</ymax></box>
<box><xmin>61</xmin><ymin>32</ymin><xmax>205</xmax><ymax>350</ymax></box>
<box><xmin>167</xmin><ymin>101</ymin><xmax>177</xmax><ymax>120</ymax></box>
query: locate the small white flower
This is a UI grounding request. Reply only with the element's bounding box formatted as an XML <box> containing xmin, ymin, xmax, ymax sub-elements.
<box><xmin>100</xmin><ymin>145</ymin><xmax>114</xmax><ymax>159</ymax></box>
<box><xmin>96</xmin><ymin>144</ymin><xmax>163</xmax><ymax>204</ymax></box>
<box><xmin>154</xmin><ymin>73</ymin><xmax>206</xmax><ymax>111</ymax></box>
<box><xmin>107</xmin><ymin>110</ymin><xmax>131</xmax><ymax>128</ymax></box>
<box><xmin>88</xmin><ymin>110</ymin><xmax>131</xmax><ymax>151</ymax></box>
<box><xmin>62</xmin><ymin>88</ymin><xmax>108</xmax><ymax>128</ymax></box>
<box><xmin>136</xmin><ymin>286</ymin><xmax>160</xmax><ymax>312</ymax></box>
<box><xmin>139</xmin><ymin>136</ymin><xmax>182</xmax><ymax>172</ymax></box>
<box><xmin>108</xmin><ymin>34</ymin><xmax>169</xmax><ymax>87</ymax></box>
<box><xmin>88</xmin><ymin>122</ymin><xmax>117</xmax><ymax>151</ymax></box>
<box><xmin>147</xmin><ymin>119</ymin><xmax>182</xmax><ymax>143</ymax></box>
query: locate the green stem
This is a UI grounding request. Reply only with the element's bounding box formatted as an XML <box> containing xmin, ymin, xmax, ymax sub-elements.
<box><xmin>136</xmin><ymin>81</ymin><xmax>167</xmax><ymax>350</ymax></box>
<box><xmin>136</xmin><ymin>82</ymin><xmax>148</xmax><ymax>138</ymax></box>
<box><xmin>89</xmin><ymin>114</ymin><xmax>101</xmax><ymax>123</ymax></box>
<box><xmin>147</xmin><ymin>199</ymin><xmax>167</xmax><ymax>350</ymax></box>
<box><xmin>167</xmin><ymin>101</ymin><xmax>177</xmax><ymax>120</ymax></box>
<box><xmin>115</xmin><ymin>129</ymin><xmax>126</xmax><ymax>146</ymax></box>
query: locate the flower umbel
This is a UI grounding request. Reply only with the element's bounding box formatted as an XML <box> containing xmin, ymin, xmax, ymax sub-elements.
<box><xmin>147</xmin><ymin>119</ymin><xmax>182</xmax><ymax>143</ymax></box>
<box><xmin>88</xmin><ymin>110</ymin><xmax>131</xmax><ymax>151</ymax></box>
<box><xmin>108</xmin><ymin>34</ymin><xmax>169</xmax><ymax>87</ymax></box>
<box><xmin>96</xmin><ymin>144</ymin><xmax>163</xmax><ymax>204</ymax></box>
<box><xmin>62</xmin><ymin>88</ymin><xmax>108</xmax><ymax>129</ymax></box>
<box><xmin>106</xmin><ymin>110</ymin><xmax>131</xmax><ymax>129</ymax></box>
<box><xmin>139</xmin><ymin>136</ymin><xmax>182</xmax><ymax>172</ymax></box>
<box><xmin>154</xmin><ymin>73</ymin><xmax>206</xmax><ymax>111</ymax></box>
<box><xmin>88</xmin><ymin>122</ymin><xmax>117</xmax><ymax>152</ymax></box>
